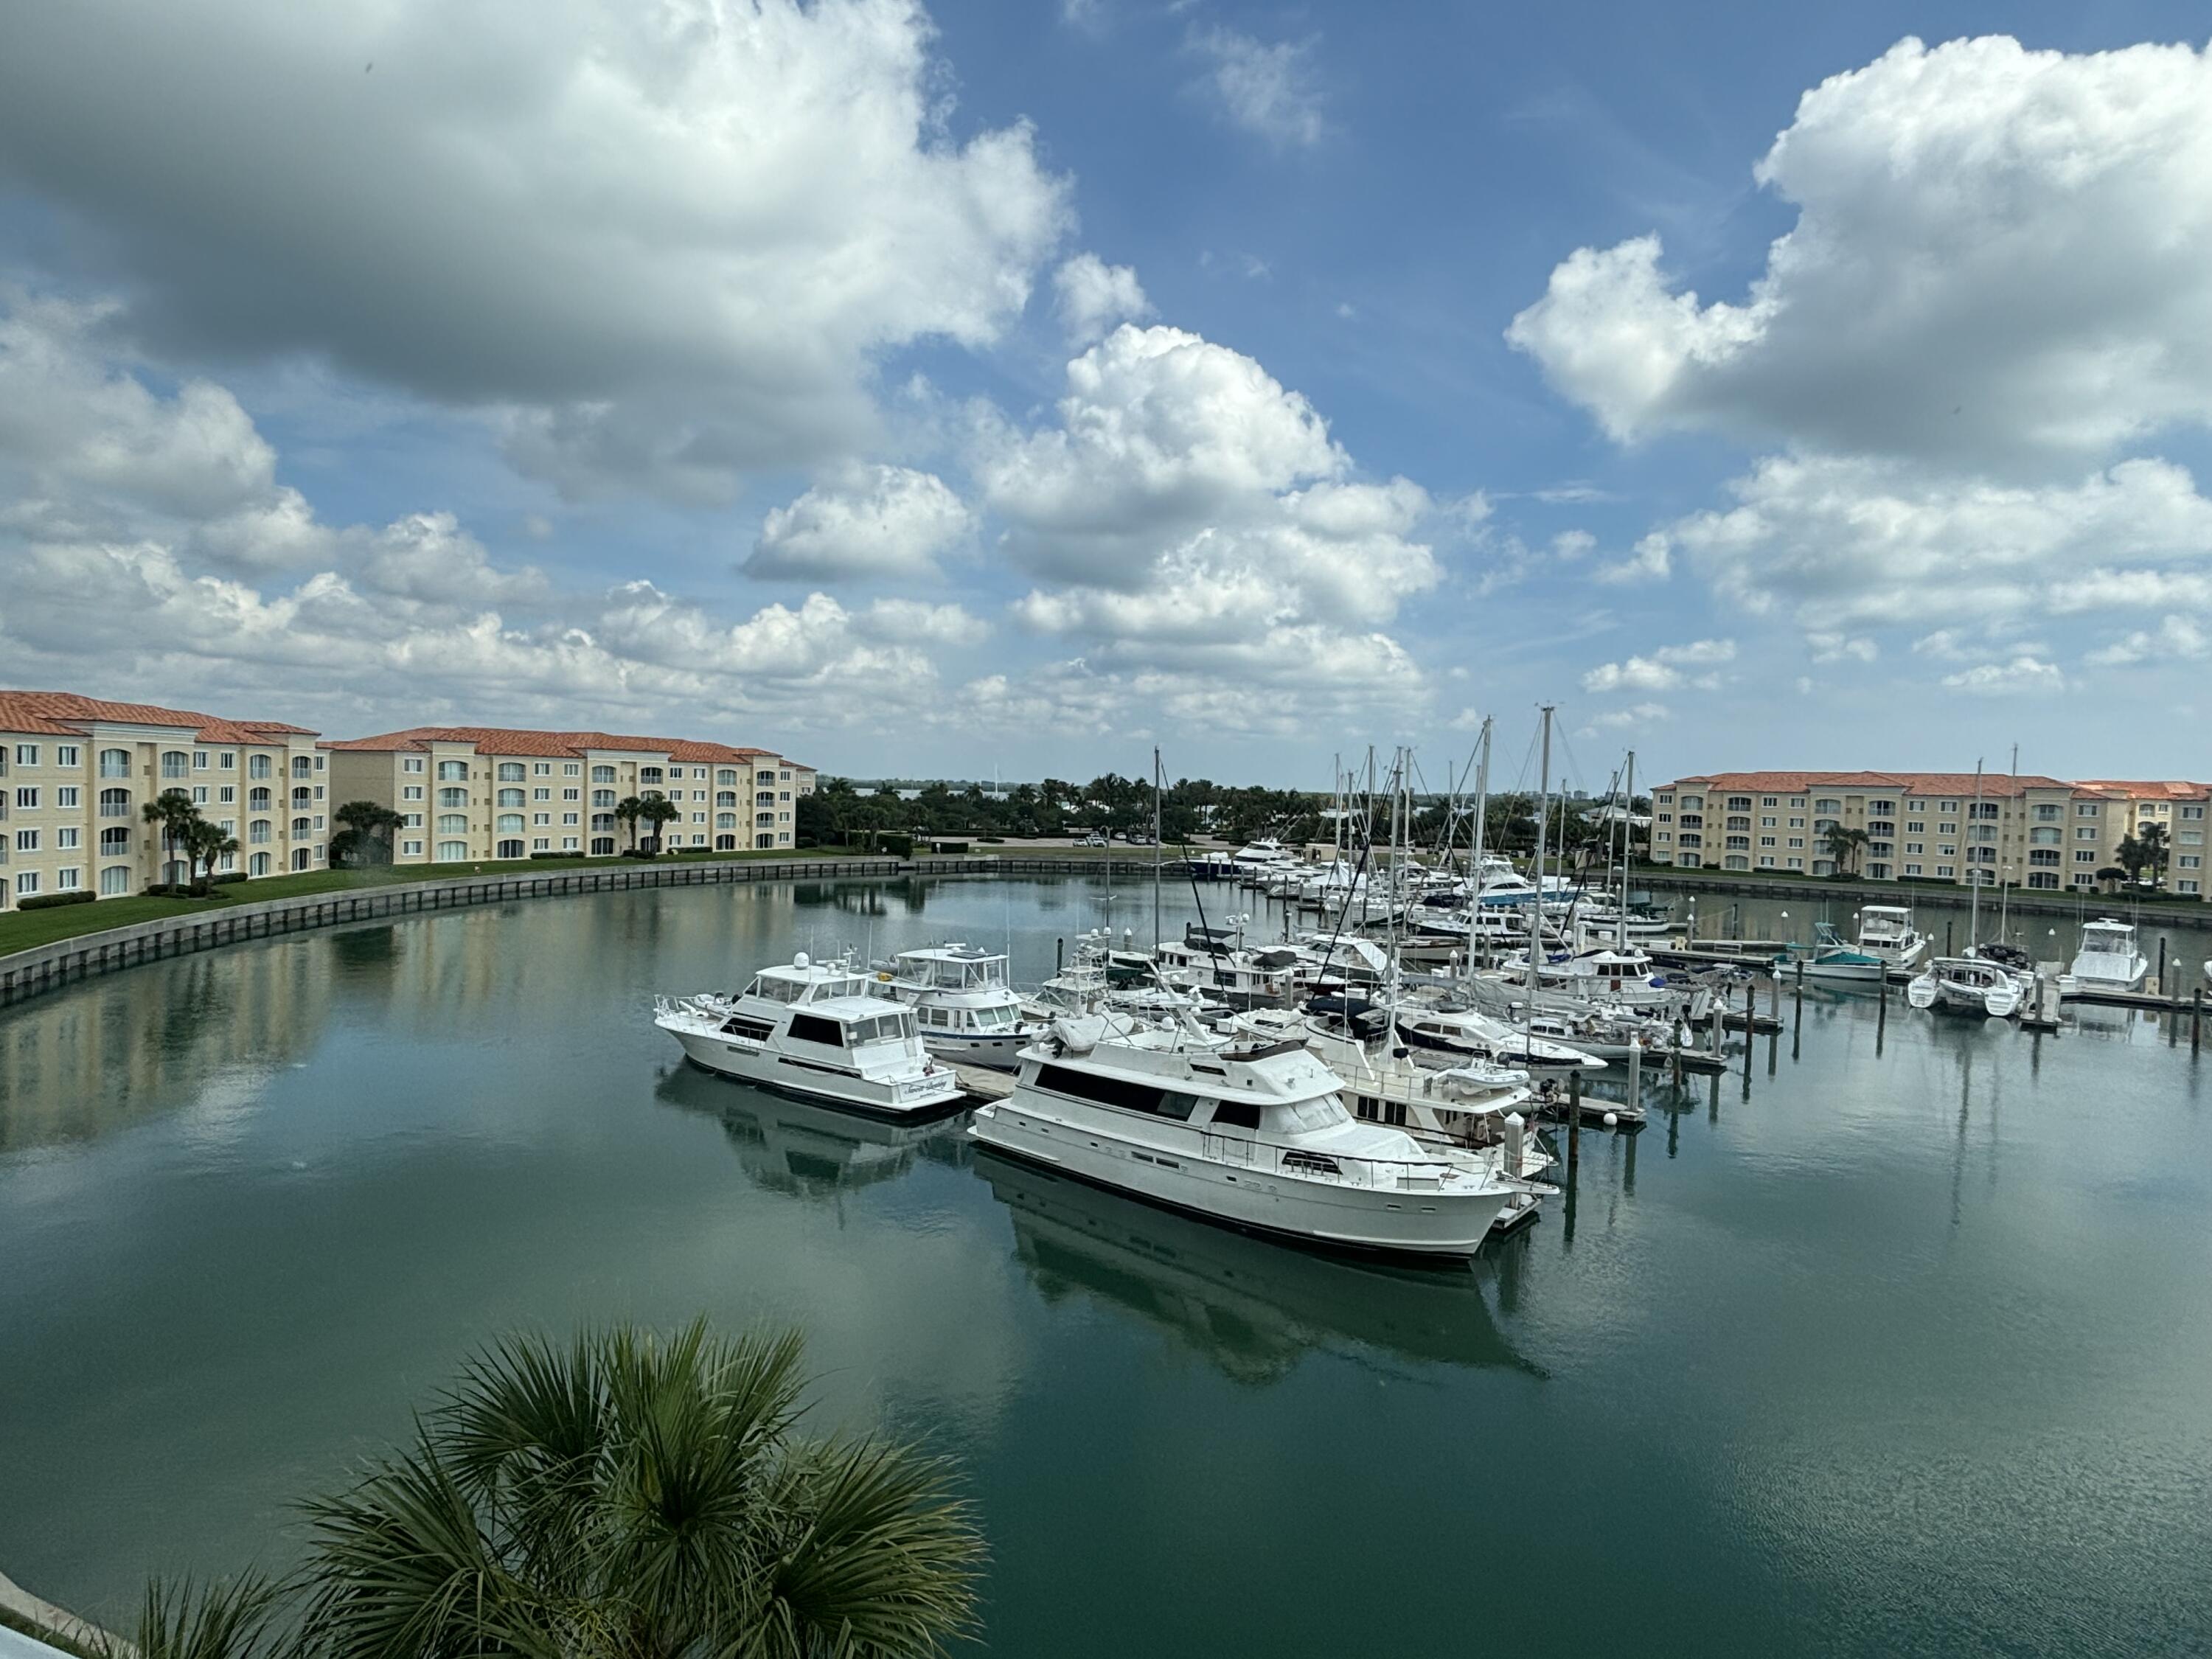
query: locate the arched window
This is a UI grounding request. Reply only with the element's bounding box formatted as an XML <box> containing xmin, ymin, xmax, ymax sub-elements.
<box><xmin>437</xmin><ymin>814</ymin><xmax>467</xmax><ymax>834</ymax></box>
<box><xmin>100</xmin><ymin>827</ymin><xmax>130</xmax><ymax>855</ymax></box>
<box><xmin>714</xmin><ymin>834</ymin><xmax>736</xmax><ymax>851</ymax></box>
<box><xmin>437</xmin><ymin>760</ymin><xmax>469</xmax><ymax>781</ymax></box>
<box><xmin>249</xmin><ymin>754</ymin><xmax>273</xmax><ymax>779</ymax></box>
<box><xmin>100</xmin><ymin>865</ymin><xmax>132</xmax><ymax>895</ymax></box>
<box><xmin>292</xmin><ymin>787</ymin><xmax>312</xmax><ymax>808</ymax></box>
<box><xmin>248</xmin><ymin>820</ymin><xmax>272</xmax><ymax>844</ymax></box>
<box><xmin>100</xmin><ymin>787</ymin><xmax>131</xmax><ymax>818</ymax></box>
<box><xmin>716</xmin><ymin>769</ymin><xmax>737</xmax><ymax>785</ymax></box>
<box><xmin>249</xmin><ymin>852</ymin><xmax>271</xmax><ymax>877</ymax></box>
<box><xmin>495</xmin><ymin>813</ymin><xmax>524</xmax><ymax>834</ymax></box>
<box><xmin>496</xmin><ymin>762</ymin><xmax>526</xmax><ymax>782</ymax></box>
<box><xmin>496</xmin><ymin>788</ymin><xmax>525</xmax><ymax>807</ymax></box>
<box><xmin>495</xmin><ymin>838</ymin><xmax>525</xmax><ymax>859</ymax></box>
<box><xmin>437</xmin><ymin>840</ymin><xmax>470</xmax><ymax>861</ymax></box>
<box><xmin>99</xmin><ymin>748</ymin><xmax>131</xmax><ymax>779</ymax></box>
<box><xmin>590</xmin><ymin>836</ymin><xmax>615</xmax><ymax>855</ymax></box>
<box><xmin>249</xmin><ymin>787</ymin><xmax>271</xmax><ymax>811</ymax></box>
<box><xmin>291</xmin><ymin>817</ymin><xmax>312</xmax><ymax>838</ymax></box>
<box><xmin>160</xmin><ymin>750</ymin><xmax>190</xmax><ymax>779</ymax></box>
<box><xmin>715</xmin><ymin>813</ymin><xmax>736</xmax><ymax>830</ymax></box>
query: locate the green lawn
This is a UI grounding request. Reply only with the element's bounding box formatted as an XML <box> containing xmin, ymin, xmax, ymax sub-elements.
<box><xmin>0</xmin><ymin>847</ymin><xmax>890</xmax><ymax>956</ymax></box>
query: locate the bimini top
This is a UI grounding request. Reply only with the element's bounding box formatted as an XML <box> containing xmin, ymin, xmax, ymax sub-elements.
<box><xmin>891</xmin><ymin>943</ymin><xmax>1010</xmax><ymax>987</ymax></box>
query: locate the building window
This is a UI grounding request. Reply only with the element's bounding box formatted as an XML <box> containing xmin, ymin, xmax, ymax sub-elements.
<box><xmin>249</xmin><ymin>821</ymin><xmax>271</xmax><ymax>844</ymax></box>
<box><xmin>496</xmin><ymin>838</ymin><xmax>526</xmax><ymax>859</ymax></box>
<box><xmin>250</xmin><ymin>852</ymin><xmax>272</xmax><ymax>877</ymax></box>
<box><xmin>291</xmin><ymin>787</ymin><xmax>312</xmax><ymax>809</ymax></box>
<box><xmin>56</xmin><ymin>827</ymin><xmax>79</xmax><ymax>850</ymax></box>
<box><xmin>532</xmin><ymin>787</ymin><xmax>550</xmax><ymax>801</ymax></box>
<box><xmin>591</xmin><ymin>836</ymin><xmax>615</xmax><ymax>855</ymax></box>
<box><xmin>293</xmin><ymin>756</ymin><xmax>313</xmax><ymax>778</ymax></box>
<box><xmin>291</xmin><ymin>816</ymin><xmax>311</xmax><ymax>838</ymax></box>
<box><xmin>437</xmin><ymin>814</ymin><xmax>467</xmax><ymax>834</ymax></box>
<box><xmin>402</xmin><ymin>840</ymin><xmax>423</xmax><ymax>857</ymax></box>
<box><xmin>250</xmin><ymin>754</ymin><xmax>272</xmax><ymax>779</ymax></box>
<box><xmin>2182</xmin><ymin>880</ymin><xmax>2202</xmax><ymax>895</ymax></box>
<box><xmin>437</xmin><ymin>760</ymin><xmax>469</xmax><ymax>782</ymax></box>
<box><xmin>403</xmin><ymin>785</ymin><xmax>424</xmax><ymax>801</ymax></box>
<box><xmin>2181</xmin><ymin>855</ymin><xmax>2203</xmax><ymax>871</ymax></box>
<box><xmin>640</xmin><ymin>767</ymin><xmax>664</xmax><ymax>785</ymax></box>
<box><xmin>100</xmin><ymin>826</ymin><xmax>129</xmax><ymax>855</ymax></box>
<box><xmin>532</xmin><ymin>838</ymin><xmax>551</xmax><ymax>852</ymax></box>
<box><xmin>563</xmin><ymin>763</ymin><xmax>581</xmax><ymax>777</ymax></box>
<box><xmin>15</xmin><ymin>871</ymin><xmax>38</xmax><ymax>897</ymax></box>
<box><xmin>403</xmin><ymin>757</ymin><xmax>425</xmax><ymax>773</ymax></box>
<box><xmin>249</xmin><ymin>788</ymin><xmax>272</xmax><ymax>812</ymax></box>
<box><xmin>496</xmin><ymin>788</ymin><xmax>525</xmax><ymax>808</ymax></box>
<box><xmin>2027</xmin><ymin>872</ymin><xmax>2059</xmax><ymax>889</ymax></box>
<box><xmin>13</xmin><ymin>744</ymin><xmax>38</xmax><ymax>767</ymax></box>
<box><xmin>15</xmin><ymin>830</ymin><xmax>38</xmax><ymax>853</ymax></box>
<box><xmin>495</xmin><ymin>814</ymin><xmax>524</xmax><ymax>835</ymax></box>
<box><xmin>100</xmin><ymin>864</ymin><xmax>131</xmax><ymax>895</ymax></box>
<box><xmin>717</xmin><ymin>768</ymin><xmax>737</xmax><ymax>786</ymax></box>
<box><xmin>592</xmin><ymin>765</ymin><xmax>616</xmax><ymax>783</ymax></box>
<box><xmin>438</xmin><ymin>787</ymin><xmax>467</xmax><ymax>808</ymax></box>
<box><xmin>533</xmin><ymin>762</ymin><xmax>552</xmax><ymax>776</ymax></box>
<box><xmin>497</xmin><ymin>762</ymin><xmax>526</xmax><ymax>782</ymax></box>
<box><xmin>563</xmin><ymin>836</ymin><xmax>580</xmax><ymax>850</ymax></box>
<box><xmin>437</xmin><ymin>840</ymin><xmax>470</xmax><ymax>861</ymax></box>
<box><xmin>15</xmin><ymin>787</ymin><xmax>37</xmax><ymax>810</ymax></box>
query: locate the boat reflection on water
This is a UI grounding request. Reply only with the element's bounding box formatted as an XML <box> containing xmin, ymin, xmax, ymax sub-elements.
<box><xmin>976</xmin><ymin>1150</ymin><xmax>1542</xmax><ymax>1384</ymax></box>
<box><xmin>654</xmin><ymin>1064</ymin><xmax>968</xmax><ymax>1198</ymax></box>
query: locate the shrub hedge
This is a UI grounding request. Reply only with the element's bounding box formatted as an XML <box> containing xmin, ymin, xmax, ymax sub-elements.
<box><xmin>18</xmin><ymin>890</ymin><xmax>97</xmax><ymax>911</ymax></box>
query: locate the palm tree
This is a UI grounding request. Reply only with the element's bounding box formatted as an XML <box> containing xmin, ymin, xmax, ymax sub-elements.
<box><xmin>639</xmin><ymin>795</ymin><xmax>681</xmax><ymax>853</ymax></box>
<box><xmin>1820</xmin><ymin>823</ymin><xmax>1869</xmax><ymax>876</ymax></box>
<box><xmin>116</xmin><ymin>1323</ymin><xmax>982</xmax><ymax>1659</ymax></box>
<box><xmin>615</xmin><ymin>794</ymin><xmax>644</xmax><ymax>852</ymax></box>
<box><xmin>2138</xmin><ymin>821</ymin><xmax>2171</xmax><ymax>891</ymax></box>
<box><xmin>329</xmin><ymin>801</ymin><xmax>404</xmax><ymax>869</ymax></box>
<box><xmin>141</xmin><ymin>788</ymin><xmax>200</xmax><ymax>888</ymax></box>
<box><xmin>182</xmin><ymin>816</ymin><xmax>241</xmax><ymax>888</ymax></box>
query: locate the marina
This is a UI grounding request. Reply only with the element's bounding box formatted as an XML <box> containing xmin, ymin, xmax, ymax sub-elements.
<box><xmin>2</xmin><ymin>869</ymin><xmax>2211</xmax><ymax>1657</ymax></box>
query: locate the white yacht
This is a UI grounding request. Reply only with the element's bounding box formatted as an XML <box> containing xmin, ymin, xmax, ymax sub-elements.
<box><xmin>2062</xmin><ymin>919</ymin><xmax>2149</xmax><ymax>995</ymax></box>
<box><xmin>1854</xmin><ymin>905</ymin><xmax>1927</xmax><ymax>970</ymax></box>
<box><xmin>1392</xmin><ymin>997</ymin><xmax>1606</xmax><ymax>1074</ymax></box>
<box><xmin>1153</xmin><ymin>925</ymin><xmax>1306</xmax><ymax>1008</ymax></box>
<box><xmin>654</xmin><ymin>953</ymin><xmax>962</xmax><ymax>1113</ymax></box>
<box><xmin>967</xmin><ymin>1017</ymin><xmax>1548</xmax><ymax>1258</ymax></box>
<box><xmin>875</xmin><ymin>942</ymin><xmax>1041</xmax><ymax>1069</ymax></box>
<box><xmin>1906</xmin><ymin>957</ymin><xmax>2023</xmax><ymax>1018</ymax></box>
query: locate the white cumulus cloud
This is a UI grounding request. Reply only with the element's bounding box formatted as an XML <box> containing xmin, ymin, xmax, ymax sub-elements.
<box><xmin>1053</xmin><ymin>254</ymin><xmax>1154</xmax><ymax>347</ymax></box>
<box><xmin>1188</xmin><ymin>27</ymin><xmax>1327</xmax><ymax>148</ymax></box>
<box><xmin>748</xmin><ymin>465</ymin><xmax>973</xmax><ymax>580</ymax></box>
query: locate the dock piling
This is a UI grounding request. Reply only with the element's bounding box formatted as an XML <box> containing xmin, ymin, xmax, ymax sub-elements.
<box><xmin>1568</xmin><ymin>1070</ymin><xmax>1582</xmax><ymax>1166</ymax></box>
<box><xmin>2195</xmin><ymin>989</ymin><xmax>2203</xmax><ymax>1057</ymax></box>
<box><xmin>1056</xmin><ymin>936</ymin><xmax>1064</xmax><ymax>975</ymax></box>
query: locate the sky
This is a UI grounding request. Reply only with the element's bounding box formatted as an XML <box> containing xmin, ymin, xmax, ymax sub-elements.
<box><xmin>3</xmin><ymin>2</ymin><xmax>2211</xmax><ymax>796</ymax></box>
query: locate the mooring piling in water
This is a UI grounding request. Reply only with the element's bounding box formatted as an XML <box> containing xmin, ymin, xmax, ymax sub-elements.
<box><xmin>2194</xmin><ymin>988</ymin><xmax>2203</xmax><ymax>1057</ymax></box>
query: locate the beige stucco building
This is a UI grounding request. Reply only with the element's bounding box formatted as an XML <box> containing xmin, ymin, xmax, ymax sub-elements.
<box><xmin>0</xmin><ymin>690</ymin><xmax>330</xmax><ymax>910</ymax></box>
<box><xmin>1650</xmin><ymin>771</ymin><xmax>2211</xmax><ymax>897</ymax></box>
<box><xmin>323</xmin><ymin>726</ymin><xmax>817</xmax><ymax>863</ymax></box>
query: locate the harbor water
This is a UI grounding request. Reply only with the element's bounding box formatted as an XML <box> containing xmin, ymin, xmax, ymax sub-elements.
<box><xmin>1</xmin><ymin>875</ymin><xmax>2209</xmax><ymax>1657</ymax></box>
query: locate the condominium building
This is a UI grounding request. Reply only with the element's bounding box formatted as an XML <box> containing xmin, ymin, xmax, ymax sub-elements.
<box><xmin>322</xmin><ymin>726</ymin><xmax>817</xmax><ymax>863</ymax></box>
<box><xmin>1650</xmin><ymin>771</ymin><xmax>2212</xmax><ymax>897</ymax></box>
<box><xmin>0</xmin><ymin>691</ymin><xmax>330</xmax><ymax>911</ymax></box>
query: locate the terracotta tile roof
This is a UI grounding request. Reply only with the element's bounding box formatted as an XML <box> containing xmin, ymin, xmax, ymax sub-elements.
<box><xmin>324</xmin><ymin>725</ymin><xmax>806</xmax><ymax>768</ymax></box>
<box><xmin>2073</xmin><ymin>779</ymin><xmax>2212</xmax><ymax>801</ymax></box>
<box><xmin>0</xmin><ymin>690</ymin><xmax>320</xmax><ymax>743</ymax></box>
<box><xmin>1658</xmin><ymin>769</ymin><xmax>2069</xmax><ymax>796</ymax></box>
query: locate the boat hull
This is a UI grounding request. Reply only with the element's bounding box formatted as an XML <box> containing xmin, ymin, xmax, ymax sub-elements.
<box><xmin>921</xmin><ymin>1029</ymin><xmax>1033</xmax><ymax>1070</ymax></box>
<box><xmin>662</xmin><ymin>1023</ymin><xmax>962</xmax><ymax>1115</ymax></box>
<box><xmin>967</xmin><ymin>1103</ymin><xmax>1508</xmax><ymax>1258</ymax></box>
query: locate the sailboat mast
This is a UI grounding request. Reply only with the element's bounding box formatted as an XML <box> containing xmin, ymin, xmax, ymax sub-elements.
<box><xmin>1969</xmin><ymin>757</ymin><xmax>1984</xmax><ymax>947</ymax></box>
<box><xmin>1528</xmin><ymin>705</ymin><xmax>1554</xmax><ymax>1006</ymax></box>
<box><xmin>1999</xmin><ymin>740</ymin><xmax>2017</xmax><ymax>944</ymax></box>
<box><xmin>1465</xmin><ymin>716</ymin><xmax>1492</xmax><ymax>980</ymax></box>
<box><xmin>1621</xmin><ymin>748</ymin><xmax>1635</xmax><ymax>951</ymax></box>
<box><xmin>1152</xmin><ymin>747</ymin><xmax>1163</xmax><ymax>953</ymax></box>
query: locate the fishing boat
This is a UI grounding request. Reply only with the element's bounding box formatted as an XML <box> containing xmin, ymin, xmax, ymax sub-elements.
<box><xmin>1773</xmin><ymin>923</ymin><xmax>1888</xmax><ymax>984</ymax></box>
<box><xmin>1394</xmin><ymin>997</ymin><xmax>1606</xmax><ymax>1074</ymax></box>
<box><xmin>654</xmin><ymin>953</ymin><xmax>962</xmax><ymax>1113</ymax></box>
<box><xmin>873</xmin><ymin>942</ymin><xmax>1042</xmax><ymax>1070</ymax></box>
<box><xmin>967</xmin><ymin>1016</ymin><xmax>1551</xmax><ymax>1258</ymax></box>
<box><xmin>1854</xmin><ymin>905</ymin><xmax>1927</xmax><ymax>970</ymax></box>
<box><xmin>1153</xmin><ymin>924</ymin><xmax>1306</xmax><ymax>1008</ymax></box>
<box><xmin>2061</xmin><ymin>918</ymin><xmax>2149</xmax><ymax>995</ymax></box>
<box><xmin>1905</xmin><ymin>957</ymin><xmax>2023</xmax><ymax>1018</ymax></box>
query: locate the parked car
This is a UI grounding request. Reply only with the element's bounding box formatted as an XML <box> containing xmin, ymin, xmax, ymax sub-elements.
<box><xmin>1077</xmin><ymin>831</ymin><xmax>1107</xmax><ymax>847</ymax></box>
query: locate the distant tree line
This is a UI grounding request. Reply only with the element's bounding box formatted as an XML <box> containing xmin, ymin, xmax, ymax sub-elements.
<box><xmin>799</xmin><ymin>775</ymin><xmax>1650</xmax><ymax>862</ymax></box>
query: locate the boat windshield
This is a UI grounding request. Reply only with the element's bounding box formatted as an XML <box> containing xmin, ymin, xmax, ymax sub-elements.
<box><xmin>1265</xmin><ymin>1094</ymin><xmax>1352</xmax><ymax>1133</ymax></box>
<box><xmin>845</xmin><ymin>1011</ymin><xmax>914</xmax><ymax>1045</ymax></box>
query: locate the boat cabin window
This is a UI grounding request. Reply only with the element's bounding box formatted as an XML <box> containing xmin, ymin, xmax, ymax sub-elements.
<box><xmin>844</xmin><ymin>1012</ymin><xmax>913</xmax><ymax>1045</ymax></box>
<box><xmin>1268</xmin><ymin>1095</ymin><xmax>1350</xmax><ymax>1133</ymax></box>
<box><xmin>1208</xmin><ymin>1099</ymin><xmax>1262</xmax><ymax>1131</ymax></box>
<box><xmin>1034</xmin><ymin>1063</ymin><xmax>1202</xmax><ymax>1121</ymax></box>
<box><xmin>787</xmin><ymin>1012</ymin><xmax>844</xmax><ymax>1046</ymax></box>
<box><xmin>747</xmin><ymin>976</ymin><xmax>801</xmax><ymax>1004</ymax></box>
<box><xmin>717</xmin><ymin>1015</ymin><xmax>775</xmax><ymax>1042</ymax></box>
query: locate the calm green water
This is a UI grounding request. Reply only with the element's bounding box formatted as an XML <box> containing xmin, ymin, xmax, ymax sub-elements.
<box><xmin>2</xmin><ymin>877</ymin><xmax>2210</xmax><ymax>1658</ymax></box>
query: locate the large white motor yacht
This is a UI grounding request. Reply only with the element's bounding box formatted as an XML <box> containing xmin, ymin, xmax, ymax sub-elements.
<box><xmin>2061</xmin><ymin>918</ymin><xmax>2149</xmax><ymax>995</ymax></box>
<box><xmin>655</xmin><ymin>953</ymin><xmax>962</xmax><ymax>1113</ymax></box>
<box><xmin>874</xmin><ymin>942</ymin><xmax>1041</xmax><ymax>1069</ymax></box>
<box><xmin>967</xmin><ymin>1017</ymin><xmax>1548</xmax><ymax>1257</ymax></box>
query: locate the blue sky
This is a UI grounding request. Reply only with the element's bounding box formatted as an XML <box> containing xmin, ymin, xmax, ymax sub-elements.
<box><xmin>2</xmin><ymin>2</ymin><xmax>2210</xmax><ymax>795</ymax></box>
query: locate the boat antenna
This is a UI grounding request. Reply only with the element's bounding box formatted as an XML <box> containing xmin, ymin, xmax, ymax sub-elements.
<box><xmin>1152</xmin><ymin>746</ymin><xmax>1164</xmax><ymax>953</ymax></box>
<box><xmin>1527</xmin><ymin>705</ymin><xmax>1555</xmax><ymax>1012</ymax></box>
<box><xmin>1969</xmin><ymin>757</ymin><xmax>1985</xmax><ymax>948</ymax></box>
